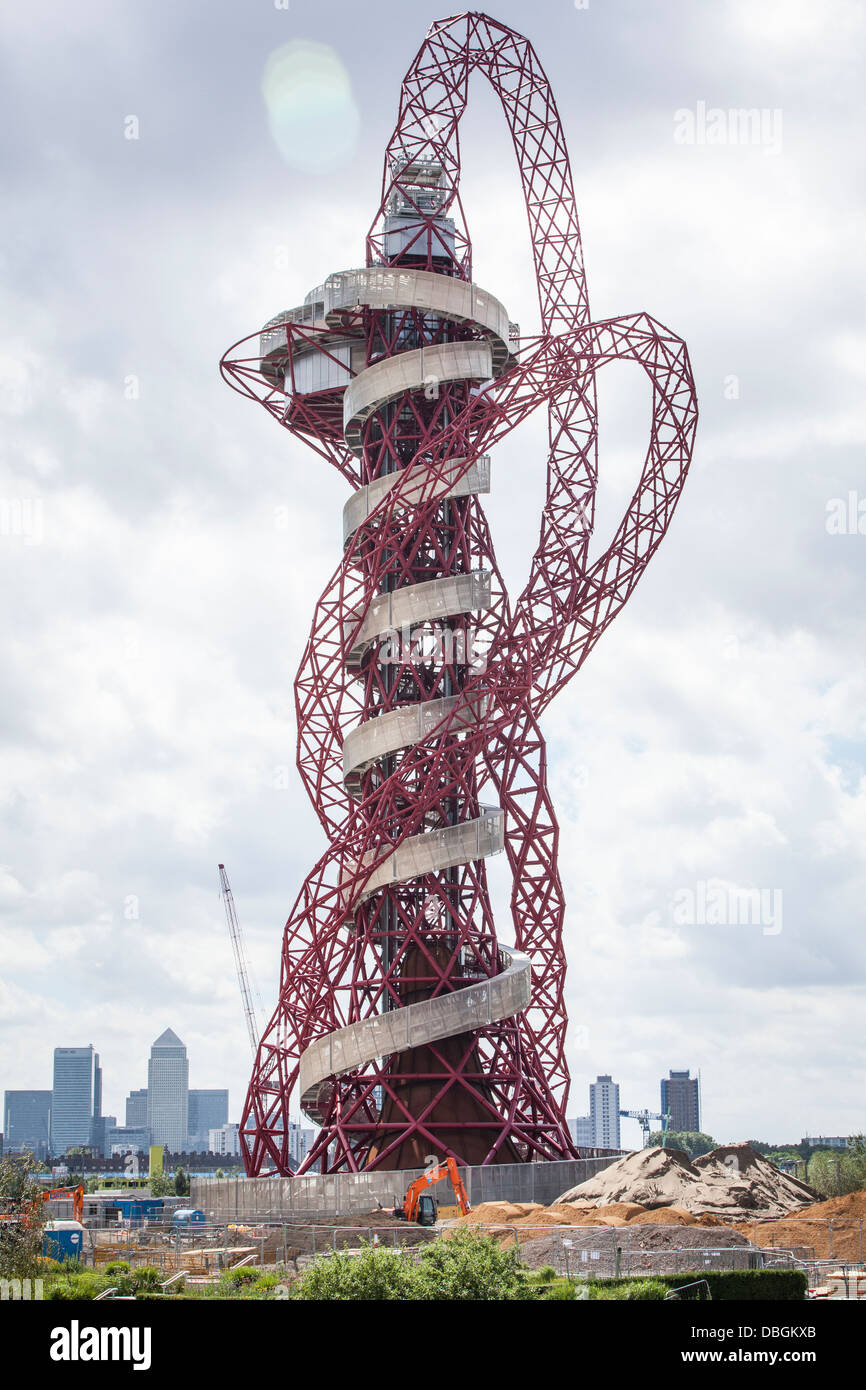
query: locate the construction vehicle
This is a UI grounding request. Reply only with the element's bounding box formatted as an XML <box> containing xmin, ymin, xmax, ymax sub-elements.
<box><xmin>42</xmin><ymin>1186</ymin><xmax>85</xmax><ymax>1223</ymax></box>
<box><xmin>0</xmin><ymin>1184</ymin><xmax>84</xmax><ymax>1228</ymax></box>
<box><xmin>393</xmin><ymin>1157</ymin><xmax>472</xmax><ymax>1226</ymax></box>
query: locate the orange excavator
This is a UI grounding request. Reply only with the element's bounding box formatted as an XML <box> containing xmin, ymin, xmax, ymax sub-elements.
<box><xmin>0</xmin><ymin>1184</ymin><xmax>84</xmax><ymax>1228</ymax></box>
<box><xmin>393</xmin><ymin>1157</ymin><xmax>472</xmax><ymax>1227</ymax></box>
<box><xmin>42</xmin><ymin>1186</ymin><xmax>85</xmax><ymax>1223</ymax></box>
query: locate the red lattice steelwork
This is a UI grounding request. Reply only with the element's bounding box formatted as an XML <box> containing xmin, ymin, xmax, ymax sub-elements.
<box><xmin>221</xmin><ymin>12</ymin><xmax>697</xmax><ymax>1175</ymax></box>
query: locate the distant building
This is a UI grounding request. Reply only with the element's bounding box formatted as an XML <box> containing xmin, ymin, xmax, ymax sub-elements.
<box><xmin>90</xmin><ymin>1115</ymin><xmax>117</xmax><ymax>1158</ymax></box>
<box><xmin>188</xmin><ymin>1090</ymin><xmax>229</xmax><ymax>1150</ymax></box>
<box><xmin>125</xmin><ymin>1088</ymin><xmax>148</xmax><ymax>1129</ymax></box>
<box><xmin>108</xmin><ymin>1125</ymin><xmax>151</xmax><ymax>1156</ymax></box>
<box><xmin>146</xmin><ymin>1029</ymin><xmax>189</xmax><ymax>1151</ymax></box>
<box><xmin>568</xmin><ymin>1115</ymin><xmax>594</xmax><ymax>1147</ymax></box>
<box><xmin>51</xmin><ymin>1046</ymin><xmax>101</xmax><ymax>1155</ymax></box>
<box><xmin>4</xmin><ymin>1090</ymin><xmax>52</xmax><ymax>1158</ymax></box>
<box><xmin>209</xmin><ymin>1123</ymin><xmax>241</xmax><ymax>1157</ymax></box>
<box><xmin>800</xmin><ymin>1136</ymin><xmax>851</xmax><ymax>1150</ymax></box>
<box><xmin>288</xmin><ymin>1120</ymin><xmax>314</xmax><ymax>1168</ymax></box>
<box><xmin>590</xmin><ymin>1076</ymin><xmax>620</xmax><ymax>1149</ymax></box>
<box><xmin>107</xmin><ymin>1123</ymin><xmax>150</xmax><ymax>1156</ymax></box>
<box><xmin>661</xmin><ymin>1070</ymin><xmax>700</xmax><ymax>1132</ymax></box>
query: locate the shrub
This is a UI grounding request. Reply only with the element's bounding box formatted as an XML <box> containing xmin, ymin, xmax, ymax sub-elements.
<box><xmin>104</xmin><ymin>1261</ymin><xmax>130</xmax><ymax>1277</ymax></box>
<box><xmin>585</xmin><ymin>1270</ymin><xmax>808</xmax><ymax>1301</ymax></box>
<box><xmin>413</xmin><ymin>1231</ymin><xmax>530</xmax><ymax>1301</ymax></box>
<box><xmin>590</xmin><ymin>1279</ymin><xmax>668</xmax><ymax>1301</ymax></box>
<box><xmin>292</xmin><ymin>1243</ymin><xmax>416</xmax><ymax>1301</ymax></box>
<box><xmin>129</xmin><ymin>1266</ymin><xmax>162</xmax><ymax>1292</ymax></box>
<box><xmin>222</xmin><ymin>1265</ymin><xmax>261</xmax><ymax>1287</ymax></box>
<box><xmin>46</xmin><ymin>1273</ymin><xmax>109</xmax><ymax>1301</ymax></box>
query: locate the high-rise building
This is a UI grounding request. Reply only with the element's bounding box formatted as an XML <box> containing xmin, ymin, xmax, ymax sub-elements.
<box><xmin>590</xmin><ymin>1075</ymin><xmax>621</xmax><ymax>1150</ymax></box>
<box><xmin>4</xmin><ymin>1090</ymin><xmax>52</xmax><ymax>1158</ymax></box>
<box><xmin>125</xmin><ymin>1088</ymin><xmax>148</xmax><ymax>1129</ymax></box>
<box><xmin>50</xmin><ymin>1046</ymin><xmax>101</xmax><ymax>1155</ymax></box>
<box><xmin>146</xmin><ymin>1029</ymin><xmax>188</xmax><ymax>1152</ymax></box>
<box><xmin>288</xmin><ymin>1120</ymin><xmax>314</xmax><ymax>1169</ymax></box>
<box><xmin>567</xmin><ymin>1115</ymin><xmax>594</xmax><ymax>1148</ymax></box>
<box><xmin>90</xmin><ymin>1116</ymin><xmax>117</xmax><ymax>1157</ymax></box>
<box><xmin>108</xmin><ymin>1125</ymin><xmax>151</xmax><ymax>1157</ymax></box>
<box><xmin>209</xmin><ymin>1123</ymin><xmax>241</xmax><ymax>1157</ymax></box>
<box><xmin>661</xmin><ymin>1069</ymin><xmax>700</xmax><ymax>1133</ymax></box>
<box><xmin>188</xmin><ymin>1090</ymin><xmax>229</xmax><ymax>1150</ymax></box>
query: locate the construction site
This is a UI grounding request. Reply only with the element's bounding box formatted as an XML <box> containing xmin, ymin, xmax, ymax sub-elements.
<box><xmin>31</xmin><ymin>1142</ymin><xmax>865</xmax><ymax>1301</ymax></box>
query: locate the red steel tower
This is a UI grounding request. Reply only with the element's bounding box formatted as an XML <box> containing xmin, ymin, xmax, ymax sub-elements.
<box><xmin>222</xmin><ymin>12</ymin><xmax>697</xmax><ymax>1175</ymax></box>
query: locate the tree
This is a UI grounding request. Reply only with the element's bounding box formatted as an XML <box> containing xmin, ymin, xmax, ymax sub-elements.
<box><xmin>0</xmin><ymin>1150</ymin><xmax>47</xmax><ymax>1279</ymax></box>
<box><xmin>647</xmin><ymin>1131</ymin><xmax>716</xmax><ymax>1159</ymax></box>
<box><xmin>174</xmin><ymin>1167</ymin><xmax>189</xmax><ymax>1197</ymax></box>
<box><xmin>148</xmin><ymin>1171</ymin><xmax>173</xmax><ymax>1197</ymax></box>
<box><xmin>807</xmin><ymin>1142</ymin><xmax>866</xmax><ymax>1198</ymax></box>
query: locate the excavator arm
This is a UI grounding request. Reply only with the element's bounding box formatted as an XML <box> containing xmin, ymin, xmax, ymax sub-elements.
<box><xmin>395</xmin><ymin>1158</ymin><xmax>472</xmax><ymax>1224</ymax></box>
<box><xmin>44</xmin><ymin>1186</ymin><xmax>84</xmax><ymax>1223</ymax></box>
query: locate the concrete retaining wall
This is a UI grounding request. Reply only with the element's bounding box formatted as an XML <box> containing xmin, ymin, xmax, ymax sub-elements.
<box><xmin>191</xmin><ymin>1152</ymin><xmax>625</xmax><ymax>1221</ymax></box>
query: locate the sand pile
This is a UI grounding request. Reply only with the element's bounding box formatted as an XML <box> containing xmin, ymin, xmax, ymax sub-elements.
<box><xmin>451</xmin><ymin>1197</ymin><xmax>722</xmax><ymax>1238</ymax></box>
<box><xmin>733</xmin><ymin>1187</ymin><xmax>866</xmax><ymax>1261</ymax></box>
<box><xmin>786</xmin><ymin>1189</ymin><xmax>866</xmax><ymax>1221</ymax></box>
<box><xmin>557</xmin><ymin>1144</ymin><xmax>816</xmax><ymax>1219</ymax></box>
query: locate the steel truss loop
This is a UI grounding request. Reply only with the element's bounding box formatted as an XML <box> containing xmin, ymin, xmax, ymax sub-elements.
<box><xmin>221</xmin><ymin>12</ymin><xmax>697</xmax><ymax>1176</ymax></box>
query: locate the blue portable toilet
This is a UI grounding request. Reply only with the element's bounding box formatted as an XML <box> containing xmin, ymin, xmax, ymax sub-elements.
<box><xmin>172</xmin><ymin>1208</ymin><xmax>205</xmax><ymax>1227</ymax></box>
<box><xmin>43</xmin><ymin>1220</ymin><xmax>84</xmax><ymax>1263</ymax></box>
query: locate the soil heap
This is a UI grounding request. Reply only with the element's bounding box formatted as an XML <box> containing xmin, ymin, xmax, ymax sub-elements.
<box><xmin>555</xmin><ymin>1143</ymin><xmax>816</xmax><ymax>1219</ymax></box>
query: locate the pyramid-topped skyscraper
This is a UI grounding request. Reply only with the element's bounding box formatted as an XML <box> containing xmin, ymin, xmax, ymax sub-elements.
<box><xmin>146</xmin><ymin>1028</ymin><xmax>188</xmax><ymax>1152</ymax></box>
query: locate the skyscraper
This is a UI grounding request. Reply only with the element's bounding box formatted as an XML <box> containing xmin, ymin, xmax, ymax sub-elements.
<box><xmin>567</xmin><ymin>1115</ymin><xmax>594</xmax><ymax>1148</ymax></box>
<box><xmin>4</xmin><ymin>1090</ymin><xmax>52</xmax><ymax>1158</ymax></box>
<box><xmin>50</xmin><ymin>1046</ymin><xmax>101</xmax><ymax>1155</ymax></box>
<box><xmin>125</xmin><ymin>1088</ymin><xmax>148</xmax><ymax>1129</ymax></box>
<box><xmin>590</xmin><ymin>1075</ymin><xmax>621</xmax><ymax>1150</ymax></box>
<box><xmin>188</xmin><ymin>1090</ymin><xmax>229</xmax><ymax>1150</ymax></box>
<box><xmin>146</xmin><ymin>1029</ymin><xmax>188</xmax><ymax>1151</ymax></box>
<box><xmin>661</xmin><ymin>1070</ymin><xmax>700</xmax><ymax>1132</ymax></box>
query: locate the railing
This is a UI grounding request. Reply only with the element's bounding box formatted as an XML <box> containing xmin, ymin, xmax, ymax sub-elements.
<box><xmin>665</xmin><ymin>1279</ymin><xmax>712</xmax><ymax>1301</ymax></box>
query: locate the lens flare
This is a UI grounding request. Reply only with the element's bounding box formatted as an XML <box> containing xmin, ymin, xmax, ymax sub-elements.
<box><xmin>261</xmin><ymin>41</ymin><xmax>360</xmax><ymax>174</ymax></box>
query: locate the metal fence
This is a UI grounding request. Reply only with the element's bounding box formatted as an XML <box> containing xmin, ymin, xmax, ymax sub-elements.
<box><xmin>459</xmin><ymin>1225</ymin><xmax>793</xmax><ymax>1279</ymax></box>
<box><xmin>76</xmin><ymin>1216</ymin><xmax>866</xmax><ymax>1288</ymax></box>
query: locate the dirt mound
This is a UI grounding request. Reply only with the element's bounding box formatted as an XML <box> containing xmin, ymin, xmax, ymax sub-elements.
<box><xmin>457</xmin><ymin>1201</ymin><xmax>543</xmax><ymax>1226</ymax></box>
<box><xmin>731</xmin><ymin>1188</ymin><xmax>866</xmax><ymax>1261</ymax></box>
<box><xmin>787</xmin><ymin>1189</ymin><xmax>866</xmax><ymax>1221</ymax></box>
<box><xmin>735</xmin><ymin>1217</ymin><xmax>863</xmax><ymax>1262</ymax></box>
<box><xmin>596</xmin><ymin>1202</ymin><xmax>647</xmax><ymax>1221</ymax></box>
<box><xmin>628</xmin><ymin>1205</ymin><xmax>696</xmax><ymax>1226</ymax></box>
<box><xmin>558</xmin><ymin>1143</ymin><xmax>817</xmax><ymax>1219</ymax></box>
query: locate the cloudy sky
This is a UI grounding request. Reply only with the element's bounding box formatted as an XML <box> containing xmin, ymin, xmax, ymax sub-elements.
<box><xmin>1</xmin><ymin>0</ymin><xmax>863</xmax><ymax>1151</ymax></box>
